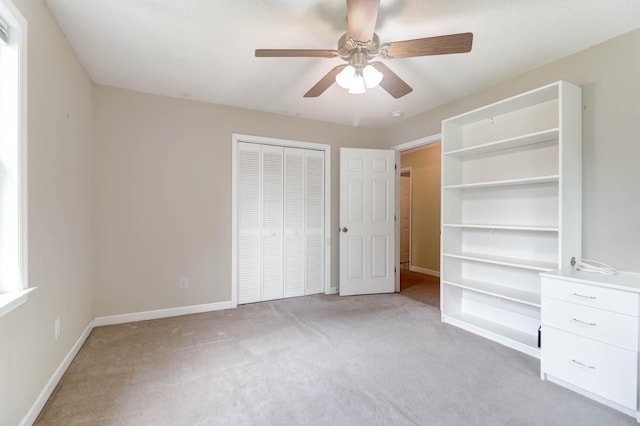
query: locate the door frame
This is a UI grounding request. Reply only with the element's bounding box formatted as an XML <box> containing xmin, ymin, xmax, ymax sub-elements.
<box><xmin>392</xmin><ymin>133</ymin><xmax>441</xmax><ymax>292</ymax></box>
<box><xmin>231</xmin><ymin>134</ymin><xmax>331</xmax><ymax>307</ymax></box>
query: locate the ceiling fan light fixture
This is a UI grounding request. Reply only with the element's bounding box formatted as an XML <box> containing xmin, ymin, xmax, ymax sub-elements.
<box><xmin>336</xmin><ymin>61</ymin><xmax>382</xmax><ymax>94</ymax></box>
<box><xmin>363</xmin><ymin>64</ymin><xmax>383</xmax><ymax>88</ymax></box>
<box><xmin>336</xmin><ymin>65</ymin><xmax>356</xmax><ymax>89</ymax></box>
<box><xmin>348</xmin><ymin>75</ymin><xmax>366</xmax><ymax>94</ymax></box>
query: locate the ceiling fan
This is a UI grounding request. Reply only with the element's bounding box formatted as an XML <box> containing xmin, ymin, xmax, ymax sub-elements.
<box><xmin>255</xmin><ymin>0</ymin><xmax>473</xmax><ymax>98</ymax></box>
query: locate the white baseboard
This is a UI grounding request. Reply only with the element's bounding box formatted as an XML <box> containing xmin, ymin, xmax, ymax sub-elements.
<box><xmin>545</xmin><ymin>374</ymin><xmax>637</xmax><ymax>420</ymax></box>
<box><xmin>409</xmin><ymin>265</ymin><xmax>440</xmax><ymax>277</ymax></box>
<box><xmin>93</xmin><ymin>300</ymin><xmax>234</xmax><ymax>327</ymax></box>
<box><xmin>20</xmin><ymin>319</ymin><xmax>94</xmax><ymax>426</ymax></box>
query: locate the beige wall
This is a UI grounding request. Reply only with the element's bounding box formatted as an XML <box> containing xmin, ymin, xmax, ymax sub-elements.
<box><xmin>384</xmin><ymin>28</ymin><xmax>640</xmax><ymax>272</ymax></box>
<box><xmin>0</xmin><ymin>0</ymin><xmax>94</xmax><ymax>424</ymax></box>
<box><xmin>93</xmin><ymin>86</ymin><xmax>386</xmax><ymax>316</ymax></box>
<box><xmin>400</xmin><ymin>143</ymin><xmax>441</xmax><ymax>273</ymax></box>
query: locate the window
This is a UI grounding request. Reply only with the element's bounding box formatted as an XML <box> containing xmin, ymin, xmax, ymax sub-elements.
<box><xmin>0</xmin><ymin>0</ymin><xmax>29</xmax><ymax>317</ymax></box>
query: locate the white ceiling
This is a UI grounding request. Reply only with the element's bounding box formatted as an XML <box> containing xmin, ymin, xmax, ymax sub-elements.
<box><xmin>45</xmin><ymin>0</ymin><xmax>640</xmax><ymax>129</ymax></box>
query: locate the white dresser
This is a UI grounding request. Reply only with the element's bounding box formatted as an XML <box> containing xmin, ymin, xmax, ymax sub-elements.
<box><xmin>540</xmin><ymin>268</ymin><xmax>640</xmax><ymax>421</ymax></box>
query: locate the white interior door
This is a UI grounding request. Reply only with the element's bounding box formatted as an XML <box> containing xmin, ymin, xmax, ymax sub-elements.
<box><xmin>237</xmin><ymin>142</ymin><xmax>262</xmax><ymax>304</ymax></box>
<box><xmin>304</xmin><ymin>149</ymin><xmax>325</xmax><ymax>295</ymax></box>
<box><xmin>339</xmin><ymin>148</ymin><xmax>395</xmax><ymax>296</ymax></box>
<box><xmin>284</xmin><ymin>147</ymin><xmax>305</xmax><ymax>298</ymax></box>
<box><xmin>261</xmin><ymin>145</ymin><xmax>284</xmax><ymax>301</ymax></box>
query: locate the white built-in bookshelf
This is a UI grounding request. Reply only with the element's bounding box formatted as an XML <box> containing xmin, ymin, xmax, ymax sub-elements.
<box><xmin>440</xmin><ymin>81</ymin><xmax>582</xmax><ymax>358</ymax></box>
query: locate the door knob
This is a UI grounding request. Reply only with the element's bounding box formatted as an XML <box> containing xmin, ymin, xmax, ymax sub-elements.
<box><xmin>341</xmin><ymin>227</ymin><xmax>348</xmax><ymax>233</ymax></box>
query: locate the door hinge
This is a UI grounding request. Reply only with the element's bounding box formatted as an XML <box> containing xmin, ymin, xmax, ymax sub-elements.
<box><xmin>395</xmin><ymin>163</ymin><xmax>397</xmax><ymax>170</ymax></box>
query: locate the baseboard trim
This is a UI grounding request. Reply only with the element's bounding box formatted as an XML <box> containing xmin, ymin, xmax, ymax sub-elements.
<box><xmin>544</xmin><ymin>374</ymin><xmax>637</xmax><ymax>420</ymax></box>
<box><xmin>20</xmin><ymin>319</ymin><xmax>94</xmax><ymax>426</ymax></box>
<box><xmin>409</xmin><ymin>265</ymin><xmax>440</xmax><ymax>277</ymax></box>
<box><xmin>93</xmin><ymin>300</ymin><xmax>234</xmax><ymax>327</ymax></box>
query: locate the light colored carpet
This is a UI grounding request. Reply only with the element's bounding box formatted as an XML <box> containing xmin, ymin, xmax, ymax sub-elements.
<box><xmin>36</xmin><ymin>294</ymin><xmax>633</xmax><ymax>425</ymax></box>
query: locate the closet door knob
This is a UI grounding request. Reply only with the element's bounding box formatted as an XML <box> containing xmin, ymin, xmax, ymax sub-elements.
<box><xmin>341</xmin><ymin>227</ymin><xmax>348</xmax><ymax>233</ymax></box>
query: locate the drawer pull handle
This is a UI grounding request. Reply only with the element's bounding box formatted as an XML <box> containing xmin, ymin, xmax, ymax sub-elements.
<box><xmin>572</xmin><ymin>318</ymin><xmax>597</xmax><ymax>327</ymax></box>
<box><xmin>571</xmin><ymin>292</ymin><xmax>597</xmax><ymax>300</ymax></box>
<box><xmin>571</xmin><ymin>359</ymin><xmax>596</xmax><ymax>370</ymax></box>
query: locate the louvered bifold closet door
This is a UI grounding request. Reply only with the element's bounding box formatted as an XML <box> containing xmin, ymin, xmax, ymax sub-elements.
<box><xmin>305</xmin><ymin>150</ymin><xmax>324</xmax><ymax>295</ymax></box>
<box><xmin>237</xmin><ymin>142</ymin><xmax>262</xmax><ymax>304</ymax></box>
<box><xmin>237</xmin><ymin>141</ymin><xmax>324</xmax><ymax>304</ymax></box>
<box><xmin>261</xmin><ymin>145</ymin><xmax>285</xmax><ymax>301</ymax></box>
<box><xmin>284</xmin><ymin>148</ymin><xmax>305</xmax><ymax>298</ymax></box>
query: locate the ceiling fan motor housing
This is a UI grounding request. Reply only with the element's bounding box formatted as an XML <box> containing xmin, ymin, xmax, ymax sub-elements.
<box><xmin>337</xmin><ymin>33</ymin><xmax>381</xmax><ymax>61</ymax></box>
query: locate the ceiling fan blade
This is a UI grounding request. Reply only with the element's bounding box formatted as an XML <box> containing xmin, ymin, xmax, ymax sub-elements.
<box><xmin>373</xmin><ymin>62</ymin><xmax>413</xmax><ymax>98</ymax></box>
<box><xmin>304</xmin><ymin>65</ymin><xmax>346</xmax><ymax>98</ymax></box>
<box><xmin>384</xmin><ymin>32</ymin><xmax>473</xmax><ymax>58</ymax></box>
<box><xmin>255</xmin><ymin>49</ymin><xmax>338</xmax><ymax>58</ymax></box>
<box><xmin>347</xmin><ymin>0</ymin><xmax>380</xmax><ymax>42</ymax></box>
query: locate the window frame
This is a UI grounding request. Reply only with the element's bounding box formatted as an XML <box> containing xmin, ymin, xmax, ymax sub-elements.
<box><xmin>0</xmin><ymin>0</ymin><xmax>30</xmax><ymax>318</ymax></box>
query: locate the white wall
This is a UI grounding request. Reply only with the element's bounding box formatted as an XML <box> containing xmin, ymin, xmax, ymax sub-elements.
<box><xmin>93</xmin><ymin>86</ymin><xmax>387</xmax><ymax>316</ymax></box>
<box><xmin>384</xmin><ymin>28</ymin><xmax>640</xmax><ymax>272</ymax></box>
<box><xmin>0</xmin><ymin>0</ymin><xmax>94</xmax><ymax>425</ymax></box>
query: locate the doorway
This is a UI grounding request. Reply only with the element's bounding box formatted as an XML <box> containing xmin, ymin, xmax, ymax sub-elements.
<box><xmin>399</xmin><ymin>168</ymin><xmax>411</xmax><ymax>270</ymax></box>
<box><xmin>394</xmin><ymin>134</ymin><xmax>442</xmax><ymax>309</ymax></box>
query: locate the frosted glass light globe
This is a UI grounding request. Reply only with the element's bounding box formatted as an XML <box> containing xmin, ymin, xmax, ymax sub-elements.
<box><xmin>348</xmin><ymin>75</ymin><xmax>366</xmax><ymax>94</ymax></box>
<box><xmin>336</xmin><ymin>65</ymin><xmax>356</xmax><ymax>89</ymax></box>
<box><xmin>363</xmin><ymin>65</ymin><xmax>383</xmax><ymax>88</ymax></box>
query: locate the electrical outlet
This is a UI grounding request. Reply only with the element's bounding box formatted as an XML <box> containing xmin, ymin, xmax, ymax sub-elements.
<box><xmin>54</xmin><ymin>318</ymin><xmax>60</xmax><ymax>340</ymax></box>
<box><xmin>179</xmin><ymin>277</ymin><xmax>189</xmax><ymax>289</ymax></box>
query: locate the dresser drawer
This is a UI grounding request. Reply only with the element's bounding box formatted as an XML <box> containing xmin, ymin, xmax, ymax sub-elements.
<box><xmin>542</xmin><ymin>327</ymin><xmax>638</xmax><ymax>410</ymax></box>
<box><xmin>542</xmin><ymin>297</ymin><xmax>639</xmax><ymax>351</ymax></box>
<box><xmin>541</xmin><ymin>277</ymin><xmax>639</xmax><ymax>316</ymax></box>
